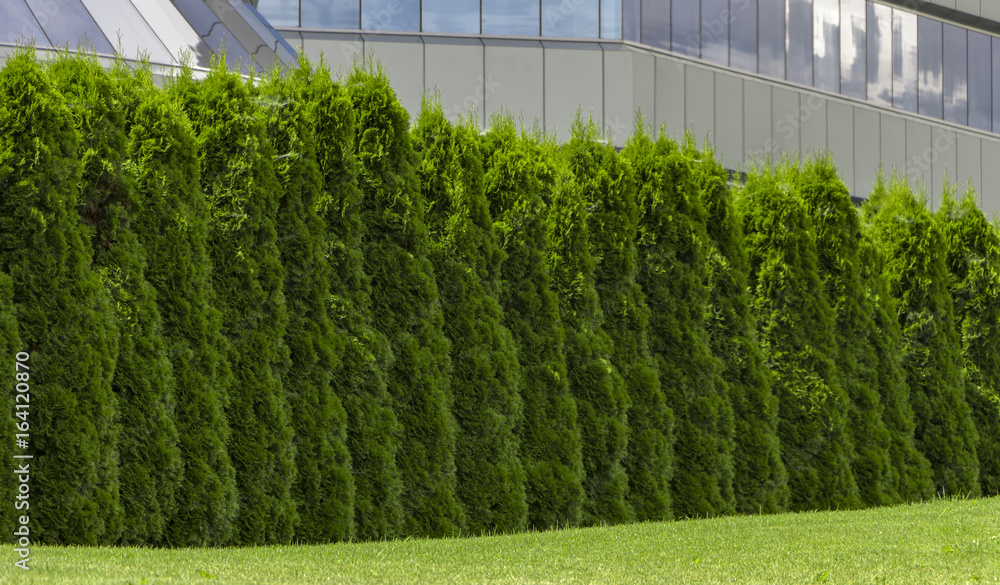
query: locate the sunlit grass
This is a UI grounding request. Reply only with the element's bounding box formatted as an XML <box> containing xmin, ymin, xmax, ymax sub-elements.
<box><xmin>3</xmin><ymin>495</ymin><xmax>998</xmax><ymax>584</ymax></box>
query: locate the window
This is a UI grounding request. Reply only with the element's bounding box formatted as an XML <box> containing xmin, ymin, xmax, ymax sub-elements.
<box><xmin>892</xmin><ymin>8</ymin><xmax>917</xmax><ymax>113</ymax></box>
<box><xmin>814</xmin><ymin>0</ymin><xmax>839</xmax><ymax>92</ymax></box>
<box><xmin>968</xmin><ymin>31</ymin><xmax>990</xmax><ymax>132</ymax></box>
<box><xmin>543</xmin><ymin>0</ymin><xmax>598</xmax><ymax>37</ymax></box>
<box><xmin>672</xmin><ymin>0</ymin><xmax>699</xmax><ymax>57</ymax></box>
<box><xmin>641</xmin><ymin>0</ymin><xmax>670</xmax><ymax>51</ymax></box>
<box><xmin>866</xmin><ymin>1</ymin><xmax>891</xmax><ymax>106</ymax></box>
<box><xmin>301</xmin><ymin>0</ymin><xmax>360</xmax><ymax>29</ymax></box>
<box><xmin>786</xmin><ymin>0</ymin><xmax>812</xmax><ymax>85</ymax></box>
<box><xmin>917</xmin><ymin>16</ymin><xmax>943</xmax><ymax>119</ymax></box>
<box><xmin>840</xmin><ymin>0</ymin><xmax>865</xmax><ymax>99</ymax></box>
<box><xmin>255</xmin><ymin>0</ymin><xmax>299</xmax><ymax>27</ymax></box>
<box><xmin>701</xmin><ymin>0</ymin><xmax>728</xmax><ymax>66</ymax></box>
<box><xmin>942</xmin><ymin>23</ymin><xmax>967</xmax><ymax>125</ymax></box>
<box><xmin>602</xmin><ymin>0</ymin><xmax>622</xmax><ymax>39</ymax></box>
<box><xmin>623</xmin><ymin>0</ymin><xmax>640</xmax><ymax>41</ymax></box>
<box><xmin>423</xmin><ymin>0</ymin><xmax>479</xmax><ymax>33</ymax></box>
<box><xmin>758</xmin><ymin>0</ymin><xmax>785</xmax><ymax>79</ymax></box>
<box><xmin>0</xmin><ymin>0</ymin><xmax>49</xmax><ymax>47</ymax></box>
<box><xmin>362</xmin><ymin>0</ymin><xmax>419</xmax><ymax>31</ymax></box>
<box><xmin>25</xmin><ymin>0</ymin><xmax>113</xmax><ymax>54</ymax></box>
<box><xmin>483</xmin><ymin>0</ymin><xmax>539</xmax><ymax>36</ymax></box>
<box><xmin>730</xmin><ymin>0</ymin><xmax>757</xmax><ymax>72</ymax></box>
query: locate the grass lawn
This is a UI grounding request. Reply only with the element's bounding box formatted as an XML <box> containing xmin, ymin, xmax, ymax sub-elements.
<box><xmin>2</xmin><ymin>496</ymin><xmax>997</xmax><ymax>584</ymax></box>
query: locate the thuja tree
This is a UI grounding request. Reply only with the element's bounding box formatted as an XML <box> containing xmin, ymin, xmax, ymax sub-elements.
<box><xmin>562</xmin><ymin>119</ymin><xmax>671</xmax><ymax>522</ymax></box>
<box><xmin>48</xmin><ymin>54</ymin><xmax>183</xmax><ymax>545</ymax></box>
<box><xmin>0</xmin><ymin>50</ymin><xmax>122</xmax><ymax>544</ymax></box>
<box><xmin>305</xmin><ymin>62</ymin><xmax>402</xmax><ymax>541</ymax></box>
<box><xmin>862</xmin><ymin>176</ymin><xmax>979</xmax><ymax>497</ymax></box>
<box><xmin>0</xmin><ymin>271</ymin><xmax>20</xmax><ymax>538</ymax></box>
<box><xmin>936</xmin><ymin>186</ymin><xmax>1000</xmax><ymax>496</ymax></box>
<box><xmin>115</xmin><ymin>66</ymin><xmax>238</xmax><ymax>546</ymax></box>
<box><xmin>694</xmin><ymin>145</ymin><xmax>788</xmax><ymax>515</ymax></box>
<box><xmin>543</xmin><ymin>124</ymin><xmax>631</xmax><ymax>527</ymax></box>
<box><xmin>623</xmin><ymin>129</ymin><xmax>734</xmax><ymax>519</ymax></box>
<box><xmin>170</xmin><ymin>60</ymin><xmax>297</xmax><ymax>544</ymax></box>
<box><xmin>857</xmin><ymin>209</ymin><xmax>934</xmax><ymax>502</ymax></box>
<box><xmin>413</xmin><ymin>99</ymin><xmax>527</xmax><ymax>534</ymax></box>
<box><xmin>259</xmin><ymin>62</ymin><xmax>354</xmax><ymax>542</ymax></box>
<box><xmin>794</xmin><ymin>157</ymin><xmax>895</xmax><ymax>506</ymax></box>
<box><xmin>481</xmin><ymin>113</ymin><xmax>584</xmax><ymax>529</ymax></box>
<box><xmin>345</xmin><ymin>64</ymin><xmax>464</xmax><ymax>537</ymax></box>
<box><xmin>738</xmin><ymin>165</ymin><xmax>860</xmax><ymax>511</ymax></box>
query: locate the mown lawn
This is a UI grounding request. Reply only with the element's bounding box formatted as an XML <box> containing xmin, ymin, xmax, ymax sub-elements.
<box><xmin>2</xmin><ymin>496</ymin><xmax>997</xmax><ymax>584</ymax></box>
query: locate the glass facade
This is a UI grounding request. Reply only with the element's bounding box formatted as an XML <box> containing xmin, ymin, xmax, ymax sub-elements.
<box><xmin>253</xmin><ymin>0</ymin><xmax>1000</xmax><ymax>134</ymax></box>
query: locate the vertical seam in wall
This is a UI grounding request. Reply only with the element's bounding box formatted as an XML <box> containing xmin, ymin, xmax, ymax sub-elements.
<box><xmin>543</xmin><ymin>42</ymin><xmax>547</xmax><ymax>135</ymax></box>
<box><xmin>602</xmin><ymin>43</ymin><xmax>606</xmax><ymax>135</ymax></box>
<box><xmin>481</xmin><ymin>38</ymin><xmax>486</xmax><ymax>129</ymax></box>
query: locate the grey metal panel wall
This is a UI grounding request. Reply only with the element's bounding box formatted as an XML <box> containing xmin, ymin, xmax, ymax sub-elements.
<box><xmin>905</xmin><ymin>120</ymin><xmax>933</xmax><ymax>195</ymax></box>
<box><xmin>714</xmin><ymin>73</ymin><xmax>743</xmax><ymax>169</ymax></box>
<box><xmin>828</xmin><ymin>101</ymin><xmax>855</xmax><ymax>195</ymax></box>
<box><xmin>544</xmin><ymin>44</ymin><xmax>604</xmax><ymax>141</ymax></box>
<box><xmin>800</xmin><ymin>93</ymin><xmax>828</xmax><ymax>161</ymax></box>
<box><xmin>425</xmin><ymin>40</ymin><xmax>485</xmax><ymax>127</ymax></box>
<box><xmin>957</xmin><ymin>133</ymin><xmax>982</xmax><ymax>198</ymax></box>
<box><xmin>743</xmin><ymin>80</ymin><xmax>773</xmax><ymax>166</ymax></box>
<box><xmin>956</xmin><ymin>0</ymin><xmax>980</xmax><ymax>17</ymax></box>
<box><xmin>483</xmin><ymin>41</ymin><xmax>544</xmax><ymax>130</ymax></box>
<box><xmin>982</xmin><ymin>141</ymin><xmax>1000</xmax><ymax>211</ymax></box>
<box><xmin>655</xmin><ymin>57</ymin><xmax>685</xmax><ymax>138</ymax></box>
<box><xmin>931</xmin><ymin>127</ymin><xmax>959</xmax><ymax>209</ymax></box>
<box><xmin>604</xmin><ymin>46</ymin><xmax>635</xmax><ymax>143</ymax></box>
<box><xmin>365</xmin><ymin>35</ymin><xmax>423</xmax><ymax>116</ymax></box>
<box><xmin>632</xmin><ymin>51</ymin><xmax>655</xmax><ymax>130</ymax></box>
<box><xmin>855</xmin><ymin>108</ymin><xmax>881</xmax><ymax>198</ymax></box>
<box><xmin>686</xmin><ymin>66</ymin><xmax>715</xmax><ymax>144</ymax></box>
<box><xmin>299</xmin><ymin>32</ymin><xmax>362</xmax><ymax>75</ymax></box>
<box><xmin>880</xmin><ymin>113</ymin><xmax>907</xmax><ymax>177</ymax></box>
<box><xmin>772</xmin><ymin>87</ymin><xmax>800</xmax><ymax>158</ymax></box>
<box><xmin>984</xmin><ymin>2</ymin><xmax>1000</xmax><ymax>22</ymax></box>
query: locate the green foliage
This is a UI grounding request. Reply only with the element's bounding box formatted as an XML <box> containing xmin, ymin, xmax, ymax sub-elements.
<box><xmin>48</xmin><ymin>53</ymin><xmax>183</xmax><ymax>545</ymax></box>
<box><xmin>305</xmin><ymin>61</ymin><xmax>403</xmax><ymax>541</ymax></box>
<box><xmin>0</xmin><ymin>49</ymin><xmax>122</xmax><ymax>543</ymax></box>
<box><xmin>0</xmin><ymin>271</ymin><xmax>20</xmax><ymax>539</ymax></box>
<box><xmin>115</xmin><ymin>66</ymin><xmax>238</xmax><ymax>546</ymax></box>
<box><xmin>738</xmin><ymin>164</ymin><xmax>860</xmax><ymax>512</ymax></box>
<box><xmin>413</xmin><ymin>97</ymin><xmax>527</xmax><ymax>534</ymax></box>
<box><xmin>696</xmin><ymin>145</ymin><xmax>788</xmax><ymax>515</ymax></box>
<box><xmin>863</xmin><ymin>176</ymin><xmax>979</xmax><ymax>497</ymax></box>
<box><xmin>562</xmin><ymin>118</ymin><xmax>670</xmax><ymax>522</ymax></box>
<box><xmin>345</xmin><ymin>64</ymin><xmax>464</xmax><ymax>537</ymax></box>
<box><xmin>544</xmin><ymin>123</ymin><xmax>631</xmax><ymax>527</ymax></box>
<box><xmin>624</xmin><ymin>129</ymin><xmax>734</xmax><ymax>518</ymax></box>
<box><xmin>170</xmin><ymin>59</ymin><xmax>297</xmax><ymax>544</ymax></box>
<box><xmin>481</xmin><ymin>113</ymin><xmax>585</xmax><ymax>530</ymax></box>
<box><xmin>794</xmin><ymin>157</ymin><xmax>895</xmax><ymax>506</ymax></box>
<box><xmin>259</xmin><ymin>59</ymin><xmax>355</xmax><ymax>542</ymax></box>
<box><xmin>936</xmin><ymin>186</ymin><xmax>1000</xmax><ymax>496</ymax></box>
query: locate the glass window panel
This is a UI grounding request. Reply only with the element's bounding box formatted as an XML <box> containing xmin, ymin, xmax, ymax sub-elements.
<box><xmin>362</xmin><ymin>0</ymin><xmax>419</xmax><ymax>31</ymax></box>
<box><xmin>786</xmin><ymin>0</ymin><xmax>812</xmax><ymax>86</ymax></box>
<box><xmin>543</xmin><ymin>0</ymin><xmax>598</xmax><ymax>37</ymax></box>
<box><xmin>203</xmin><ymin>0</ymin><xmax>277</xmax><ymax>68</ymax></box>
<box><xmin>424</xmin><ymin>0</ymin><xmax>479</xmax><ymax>33</ymax></box>
<box><xmin>730</xmin><ymin>0</ymin><xmax>757</xmax><ymax>72</ymax></box>
<box><xmin>943</xmin><ymin>24</ymin><xmax>967</xmax><ymax>125</ymax></box>
<box><xmin>483</xmin><ymin>0</ymin><xmax>539</xmax><ymax>36</ymax></box>
<box><xmin>623</xmin><ymin>0</ymin><xmax>639</xmax><ymax>41</ymax></box>
<box><xmin>866</xmin><ymin>1</ymin><xmax>891</xmax><ymax>106</ymax></box>
<box><xmin>241</xmin><ymin>2</ymin><xmax>298</xmax><ymax>64</ymax></box>
<box><xmin>80</xmin><ymin>0</ymin><xmax>173</xmax><ymax>63</ymax></box>
<box><xmin>302</xmin><ymin>0</ymin><xmax>360</xmax><ymax>29</ymax></box>
<box><xmin>917</xmin><ymin>16</ymin><xmax>942</xmax><ymax>119</ymax></box>
<box><xmin>671</xmin><ymin>0</ymin><xmax>698</xmax><ymax>56</ymax></box>
<box><xmin>601</xmin><ymin>0</ymin><xmax>622</xmax><ymax>39</ymax></box>
<box><xmin>26</xmin><ymin>0</ymin><xmax>113</xmax><ymax>54</ymax></box>
<box><xmin>759</xmin><ymin>0</ymin><xmax>785</xmax><ymax>79</ymax></box>
<box><xmin>173</xmin><ymin>0</ymin><xmax>253</xmax><ymax>71</ymax></box>
<box><xmin>968</xmin><ymin>31</ymin><xmax>991</xmax><ymax>132</ymax></box>
<box><xmin>701</xmin><ymin>0</ymin><xmax>728</xmax><ymax>66</ymax></box>
<box><xmin>814</xmin><ymin>0</ymin><xmax>839</xmax><ymax>92</ymax></box>
<box><xmin>0</xmin><ymin>0</ymin><xmax>50</xmax><ymax>47</ymax></box>
<box><xmin>840</xmin><ymin>0</ymin><xmax>865</xmax><ymax>99</ymax></box>
<box><xmin>255</xmin><ymin>0</ymin><xmax>299</xmax><ymax>27</ymax></box>
<box><xmin>892</xmin><ymin>8</ymin><xmax>916</xmax><ymax>113</ymax></box>
<box><xmin>640</xmin><ymin>0</ymin><xmax>669</xmax><ymax>51</ymax></box>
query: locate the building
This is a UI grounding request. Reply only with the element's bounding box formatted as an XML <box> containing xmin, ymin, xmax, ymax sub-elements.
<box><xmin>256</xmin><ymin>0</ymin><xmax>1000</xmax><ymax>213</ymax></box>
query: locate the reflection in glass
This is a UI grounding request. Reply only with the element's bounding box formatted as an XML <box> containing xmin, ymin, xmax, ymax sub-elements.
<box><xmin>943</xmin><ymin>24</ymin><xmax>967</xmax><ymax>125</ymax></box>
<box><xmin>543</xmin><ymin>0</ymin><xmax>598</xmax><ymax>38</ymax></box>
<box><xmin>813</xmin><ymin>0</ymin><xmax>839</xmax><ymax>92</ymax></box>
<box><xmin>758</xmin><ymin>0</ymin><xmax>785</xmax><ymax>79</ymax></box>
<box><xmin>701</xmin><ymin>0</ymin><xmax>728</xmax><ymax>66</ymax></box>
<box><xmin>173</xmin><ymin>0</ymin><xmax>253</xmax><ymax>71</ymax></box>
<box><xmin>893</xmin><ymin>9</ymin><xmax>917</xmax><ymax>113</ymax></box>
<box><xmin>81</xmin><ymin>0</ymin><xmax>174</xmax><ymax>63</ymax></box>
<box><xmin>672</xmin><ymin>0</ymin><xmax>699</xmax><ymax>57</ymax></box>
<box><xmin>866</xmin><ymin>1</ymin><xmax>891</xmax><ymax>106</ymax></box>
<box><xmin>730</xmin><ymin>0</ymin><xmax>757</xmax><ymax>72</ymax></box>
<box><xmin>786</xmin><ymin>0</ymin><xmax>812</xmax><ymax>86</ymax></box>
<box><xmin>26</xmin><ymin>0</ymin><xmax>113</xmax><ymax>54</ymax></box>
<box><xmin>968</xmin><ymin>31</ymin><xmax>991</xmax><ymax>132</ymax></box>
<box><xmin>363</xmin><ymin>0</ymin><xmax>419</xmax><ymax>31</ymax></box>
<box><xmin>0</xmin><ymin>0</ymin><xmax>49</xmax><ymax>46</ymax></box>
<box><xmin>602</xmin><ymin>0</ymin><xmax>622</xmax><ymax>39</ymax></box>
<box><xmin>483</xmin><ymin>0</ymin><xmax>539</xmax><ymax>36</ymax></box>
<box><xmin>424</xmin><ymin>0</ymin><xmax>479</xmax><ymax>33</ymax></box>
<box><xmin>840</xmin><ymin>0</ymin><xmax>865</xmax><ymax>99</ymax></box>
<box><xmin>623</xmin><ymin>0</ymin><xmax>640</xmax><ymax>41</ymax></box>
<box><xmin>302</xmin><ymin>0</ymin><xmax>360</xmax><ymax>29</ymax></box>
<box><xmin>918</xmin><ymin>16</ymin><xmax>942</xmax><ymax>119</ymax></box>
<box><xmin>256</xmin><ymin>0</ymin><xmax>299</xmax><ymax>27</ymax></box>
<box><xmin>641</xmin><ymin>0</ymin><xmax>670</xmax><ymax>51</ymax></box>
